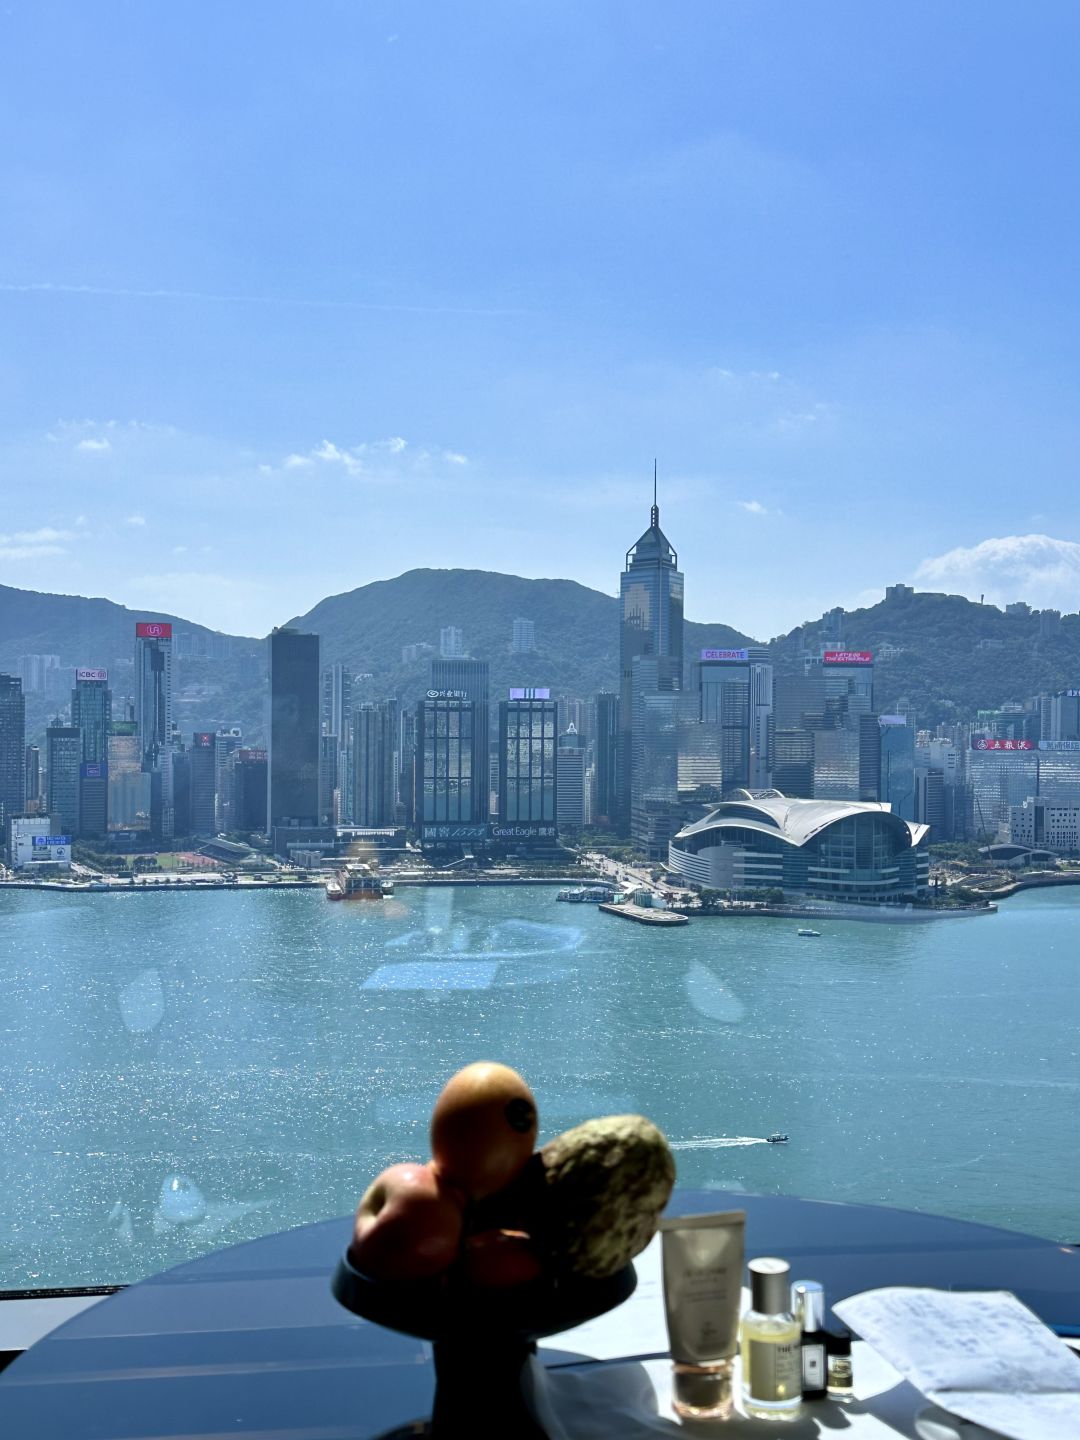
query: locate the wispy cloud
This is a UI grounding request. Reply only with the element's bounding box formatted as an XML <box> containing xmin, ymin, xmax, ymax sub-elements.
<box><xmin>275</xmin><ymin>436</ymin><xmax>467</xmax><ymax>478</ymax></box>
<box><xmin>0</xmin><ymin>280</ymin><xmax>527</xmax><ymax>318</ymax></box>
<box><xmin>0</xmin><ymin>544</ymin><xmax>66</xmax><ymax>560</ymax></box>
<box><xmin>5</xmin><ymin>526</ymin><xmax>75</xmax><ymax>544</ymax></box>
<box><xmin>914</xmin><ymin>534</ymin><xmax>1080</xmax><ymax>610</ymax></box>
<box><xmin>0</xmin><ymin>528</ymin><xmax>73</xmax><ymax>559</ymax></box>
<box><xmin>125</xmin><ymin>514</ymin><xmax>147</xmax><ymax>527</ymax></box>
<box><xmin>737</xmin><ymin>499</ymin><xmax>769</xmax><ymax>516</ymax></box>
<box><xmin>75</xmin><ymin>436</ymin><xmax>111</xmax><ymax>453</ymax></box>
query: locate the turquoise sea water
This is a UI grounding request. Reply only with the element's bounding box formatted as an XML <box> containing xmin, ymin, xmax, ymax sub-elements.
<box><xmin>1</xmin><ymin>883</ymin><xmax>1077</xmax><ymax>1289</ymax></box>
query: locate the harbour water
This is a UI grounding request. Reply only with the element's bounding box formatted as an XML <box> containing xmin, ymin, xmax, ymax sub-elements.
<box><xmin>1</xmin><ymin>883</ymin><xmax>1077</xmax><ymax>1289</ymax></box>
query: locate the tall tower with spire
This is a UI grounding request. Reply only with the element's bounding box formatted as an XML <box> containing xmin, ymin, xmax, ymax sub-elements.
<box><xmin>615</xmin><ymin>466</ymin><xmax>684</xmax><ymax>835</ymax></box>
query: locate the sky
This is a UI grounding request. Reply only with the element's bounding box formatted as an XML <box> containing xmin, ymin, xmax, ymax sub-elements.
<box><xmin>1</xmin><ymin>1</ymin><xmax>1079</xmax><ymax>641</ymax></box>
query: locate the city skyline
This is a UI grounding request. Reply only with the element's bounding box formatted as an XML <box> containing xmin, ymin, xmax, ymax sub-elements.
<box><xmin>2</xmin><ymin>6</ymin><xmax>1080</xmax><ymax>637</ymax></box>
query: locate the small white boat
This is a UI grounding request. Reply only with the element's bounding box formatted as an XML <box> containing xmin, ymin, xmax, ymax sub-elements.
<box><xmin>766</xmin><ymin>1132</ymin><xmax>789</xmax><ymax>1144</ymax></box>
<box><xmin>797</xmin><ymin>927</ymin><xmax>821</xmax><ymax>937</ymax></box>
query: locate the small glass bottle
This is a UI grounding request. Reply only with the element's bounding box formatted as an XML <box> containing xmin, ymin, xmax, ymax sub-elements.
<box><xmin>826</xmin><ymin>1327</ymin><xmax>854</xmax><ymax>1402</ymax></box>
<box><xmin>791</xmin><ymin>1280</ymin><xmax>827</xmax><ymax>1401</ymax></box>
<box><xmin>741</xmin><ymin>1257</ymin><xmax>803</xmax><ymax>1421</ymax></box>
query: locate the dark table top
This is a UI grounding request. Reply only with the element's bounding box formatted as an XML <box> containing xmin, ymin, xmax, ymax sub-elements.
<box><xmin>1</xmin><ymin>1190</ymin><xmax>1077</xmax><ymax>1439</ymax></box>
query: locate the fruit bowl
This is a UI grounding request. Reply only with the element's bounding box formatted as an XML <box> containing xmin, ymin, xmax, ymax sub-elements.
<box><xmin>331</xmin><ymin>1251</ymin><xmax>637</xmax><ymax>1438</ymax></box>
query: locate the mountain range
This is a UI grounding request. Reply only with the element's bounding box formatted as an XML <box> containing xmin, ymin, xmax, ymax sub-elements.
<box><xmin>2</xmin><ymin>571</ymin><xmax>1078</xmax><ymax>743</ymax></box>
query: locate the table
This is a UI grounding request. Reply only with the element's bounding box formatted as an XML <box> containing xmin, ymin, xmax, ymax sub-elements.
<box><xmin>1</xmin><ymin>1190</ymin><xmax>1077</xmax><ymax>1438</ymax></box>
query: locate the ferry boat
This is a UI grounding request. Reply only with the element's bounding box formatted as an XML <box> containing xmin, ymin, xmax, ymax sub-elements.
<box><xmin>326</xmin><ymin>862</ymin><xmax>393</xmax><ymax>901</ymax></box>
<box><xmin>766</xmin><ymin>1132</ymin><xmax>789</xmax><ymax>1144</ymax></box>
<box><xmin>797</xmin><ymin>927</ymin><xmax>822</xmax><ymax>937</ymax></box>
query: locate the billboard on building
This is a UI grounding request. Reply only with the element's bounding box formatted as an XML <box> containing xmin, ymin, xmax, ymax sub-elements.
<box><xmin>195</xmin><ymin>733</ymin><xmax>214</xmax><ymax>747</ymax></box>
<box><xmin>700</xmin><ymin>648</ymin><xmax>749</xmax><ymax>662</ymax></box>
<box><xmin>33</xmin><ymin>834</ymin><xmax>71</xmax><ymax>846</ymax></box>
<box><xmin>971</xmin><ymin>738</ymin><xmax>1034</xmax><ymax>751</ymax></box>
<box><xmin>76</xmin><ymin>668</ymin><xmax>108</xmax><ymax>682</ymax></box>
<box><xmin>135</xmin><ymin>622</ymin><xmax>172</xmax><ymax>639</ymax></box>
<box><xmin>1039</xmin><ymin>740</ymin><xmax>1080</xmax><ymax>752</ymax></box>
<box><xmin>823</xmin><ymin>651</ymin><xmax>873</xmax><ymax>665</ymax></box>
<box><xmin>490</xmin><ymin>823</ymin><xmax>558</xmax><ymax>839</ymax></box>
<box><xmin>508</xmin><ymin>688</ymin><xmax>551</xmax><ymax>700</ymax></box>
<box><xmin>426</xmin><ymin>689</ymin><xmax>469</xmax><ymax>701</ymax></box>
<box><xmin>879</xmin><ymin>715</ymin><xmax>908</xmax><ymax>726</ymax></box>
<box><xmin>80</xmin><ymin>762</ymin><xmax>105</xmax><ymax>779</ymax></box>
<box><xmin>421</xmin><ymin>822</ymin><xmax>488</xmax><ymax>843</ymax></box>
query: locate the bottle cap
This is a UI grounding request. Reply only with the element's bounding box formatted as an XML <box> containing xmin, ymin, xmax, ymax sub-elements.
<box><xmin>792</xmin><ymin>1279</ymin><xmax>825</xmax><ymax>1330</ymax></box>
<box><xmin>748</xmin><ymin>1256</ymin><xmax>790</xmax><ymax>1314</ymax></box>
<box><xmin>827</xmin><ymin>1326</ymin><xmax>851</xmax><ymax>1356</ymax></box>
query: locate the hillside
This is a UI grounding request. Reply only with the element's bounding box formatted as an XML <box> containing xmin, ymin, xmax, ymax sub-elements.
<box><xmin>772</xmin><ymin>591</ymin><xmax>1080</xmax><ymax>723</ymax></box>
<box><xmin>4</xmin><ymin>572</ymin><xmax>1079</xmax><ymax>742</ymax></box>
<box><xmin>286</xmin><ymin>568</ymin><xmax>755</xmax><ymax>707</ymax></box>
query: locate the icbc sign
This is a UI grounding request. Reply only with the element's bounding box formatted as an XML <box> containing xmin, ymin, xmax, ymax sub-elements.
<box><xmin>76</xmin><ymin>668</ymin><xmax>108</xmax><ymax>682</ymax></box>
<box><xmin>823</xmin><ymin>651</ymin><xmax>873</xmax><ymax>665</ymax></box>
<box><xmin>136</xmin><ymin>621</ymin><xmax>172</xmax><ymax>639</ymax></box>
<box><xmin>971</xmin><ymin>738</ymin><xmax>1034</xmax><ymax>751</ymax></box>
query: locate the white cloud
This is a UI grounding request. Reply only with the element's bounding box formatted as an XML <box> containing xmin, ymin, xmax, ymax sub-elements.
<box><xmin>75</xmin><ymin>437</ymin><xmax>111</xmax><ymax>453</ymax></box>
<box><xmin>172</xmin><ymin>545</ymin><xmax>188</xmax><ymax>555</ymax></box>
<box><xmin>283</xmin><ymin>453</ymin><xmax>314</xmax><ymax>469</ymax></box>
<box><xmin>914</xmin><ymin>534</ymin><xmax>1080</xmax><ymax>611</ymax></box>
<box><xmin>0</xmin><ymin>544</ymin><xmax>66</xmax><ymax>560</ymax></box>
<box><xmin>125</xmin><ymin>514</ymin><xmax>147</xmax><ymax>526</ymax></box>
<box><xmin>737</xmin><ymin>500</ymin><xmax>769</xmax><ymax>516</ymax></box>
<box><xmin>381</xmin><ymin>436</ymin><xmax>407</xmax><ymax>455</ymax></box>
<box><xmin>275</xmin><ymin>434</ymin><xmax>466</xmax><ymax>478</ymax></box>
<box><xmin>444</xmin><ymin>450</ymin><xmax>468</xmax><ymax>465</ymax></box>
<box><xmin>5</xmin><ymin>526</ymin><xmax>74</xmax><ymax>543</ymax></box>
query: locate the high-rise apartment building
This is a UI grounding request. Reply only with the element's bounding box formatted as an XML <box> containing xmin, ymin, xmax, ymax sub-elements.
<box><xmin>0</xmin><ymin>674</ymin><xmax>26</xmax><ymax>839</ymax></box>
<box><xmin>439</xmin><ymin>625</ymin><xmax>464</xmax><ymax>659</ymax></box>
<box><xmin>269</xmin><ymin>628</ymin><xmax>321</xmax><ymax>833</ymax></box>
<box><xmin>46</xmin><ymin>723</ymin><xmax>81</xmax><ymax>836</ymax></box>
<box><xmin>617</xmin><ymin>486</ymin><xmax>683</xmax><ymax>834</ymax></box>
<box><xmin>353</xmin><ymin>700</ymin><xmax>398</xmax><ymax>827</ymax></box>
<box><xmin>498</xmin><ymin>695</ymin><xmax>558</xmax><ymax>831</ymax></box>
<box><xmin>72</xmin><ymin>668</ymin><xmax>112</xmax><ymax>837</ymax></box>
<box><xmin>511</xmin><ymin>617</ymin><xmax>536</xmax><ymax>654</ymax></box>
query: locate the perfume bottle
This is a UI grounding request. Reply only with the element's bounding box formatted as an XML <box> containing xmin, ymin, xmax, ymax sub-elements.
<box><xmin>791</xmin><ymin>1280</ymin><xmax>827</xmax><ymax>1401</ymax></box>
<box><xmin>740</xmin><ymin>1257</ymin><xmax>803</xmax><ymax>1421</ymax></box>
<box><xmin>827</xmin><ymin>1327</ymin><xmax>854</xmax><ymax>1401</ymax></box>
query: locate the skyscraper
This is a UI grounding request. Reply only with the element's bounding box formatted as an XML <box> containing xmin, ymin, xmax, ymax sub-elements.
<box><xmin>72</xmin><ymin>668</ymin><xmax>112</xmax><ymax>837</ymax></box>
<box><xmin>134</xmin><ymin>621</ymin><xmax>174</xmax><ymax>838</ymax></box>
<box><xmin>430</xmin><ymin>657</ymin><xmax>490</xmax><ymax>820</ymax></box>
<box><xmin>417</xmin><ymin>693</ymin><xmax>484</xmax><ymax>841</ymax></box>
<box><xmin>697</xmin><ymin>651</ymin><xmax>752</xmax><ymax>792</ymax></box>
<box><xmin>190</xmin><ymin>732</ymin><xmax>218</xmax><ymax>835</ymax></box>
<box><xmin>268</xmin><ymin>628</ymin><xmax>321</xmax><ymax>832</ymax></box>
<box><xmin>134</xmin><ymin>623</ymin><xmax>173</xmax><ymax>770</ymax></box>
<box><xmin>617</xmin><ymin>478</ymin><xmax>683</xmax><ymax>833</ymax></box>
<box><xmin>498</xmin><ymin>694</ymin><xmax>558</xmax><ymax>830</ymax></box>
<box><xmin>233</xmin><ymin>749</ymin><xmax>268</xmax><ymax>832</ymax></box>
<box><xmin>353</xmin><ymin>700</ymin><xmax>398</xmax><ymax>826</ymax></box>
<box><xmin>593</xmin><ymin>692</ymin><xmax>619</xmax><ymax>828</ymax></box>
<box><xmin>0</xmin><ymin>674</ymin><xmax>26</xmax><ymax>840</ymax></box>
<box><xmin>46</xmin><ymin>723</ymin><xmax>81</xmax><ymax>836</ymax></box>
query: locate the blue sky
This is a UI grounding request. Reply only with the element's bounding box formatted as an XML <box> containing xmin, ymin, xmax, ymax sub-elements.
<box><xmin>2</xmin><ymin>2</ymin><xmax>1079</xmax><ymax>639</ymax></box>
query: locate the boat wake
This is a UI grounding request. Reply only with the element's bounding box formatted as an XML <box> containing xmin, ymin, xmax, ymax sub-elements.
<box><xmin>669</xmin><ymin>1136</ymin><xmax>768</xmax><ymax>1151</ymax></box>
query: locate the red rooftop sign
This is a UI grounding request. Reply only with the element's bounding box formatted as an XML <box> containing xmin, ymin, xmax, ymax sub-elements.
<box><xmin>971</xmin><ymin>738</ymin><xmax>1034</xmax><ymax>751</ymax></box>
<box><xmin>136</xmin><ymin>621</ymin><xmax>172</xmax><ymax>639</ymax></box>
<box><xmin>823</xmin><ymin>651</ymin><xmax>873</xmax><ymax>665</ymax></box>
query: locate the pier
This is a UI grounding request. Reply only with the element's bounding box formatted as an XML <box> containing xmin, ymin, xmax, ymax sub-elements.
<box><xmin>598</xmin><ymin>901</ymin><xmax>688</xmax><ymax>926</ymax></box>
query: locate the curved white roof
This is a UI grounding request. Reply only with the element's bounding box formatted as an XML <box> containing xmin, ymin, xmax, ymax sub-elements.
<box><xmin>675</xmin><ymin>794</ymin><xmax>929</xmax><ymax>850</ymax></box>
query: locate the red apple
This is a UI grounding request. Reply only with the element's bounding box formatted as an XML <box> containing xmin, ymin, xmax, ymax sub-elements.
<box><xmin>463</xmin><ymin>1228</ymin><xmax>544</xmax><ymax>1288</ymax></box>
<box><xmin>348</xmin><ymin>1162</ymin><xmax>465</xmax><ymax>1281</ymax></box>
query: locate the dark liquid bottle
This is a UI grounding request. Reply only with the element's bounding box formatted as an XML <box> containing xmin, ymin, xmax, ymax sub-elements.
<box><xmin>791</xmin><ymin>1280</ymin><xmax>827</xmax><ymax>1401</ymax></box>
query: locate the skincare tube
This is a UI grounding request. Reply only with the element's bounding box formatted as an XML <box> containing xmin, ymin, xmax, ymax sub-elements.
<box><xmin>660</xmin><ymin>1210</ymin><xmax>746</xmax><ymax>1420</ymax></box>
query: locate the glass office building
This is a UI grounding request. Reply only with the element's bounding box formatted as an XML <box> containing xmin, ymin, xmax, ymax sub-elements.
<box><xmin>46</xmin><ymin>724</ymin><xmax>81</xmax><ymax>836</ymax></box>
<box><xmin>498</xmin><ymin>696</ymin><xmax>557</xmax><ymax>826</ymax></box>
<box><xmin>879</xmin><ymin>717</ymin><xmax>916</xmax><ymax>821</ymax></box>
<box><xmin>697</xmin><ymin>653</ymin><xmax>752</xmax><ymax>791</ymax></box>
<box><xmin>417</xmin><ymin>694</ymin><xmax>481</xmax><ymax>834</ymax></box>
<box><xmin>0</xmin><ymin>673</ymin><xmax>26</xmax><ymax>840</ymax></box>
<box><xmin>268</xmin><ymin>628</ymin><xmax>321</xmax><ymax>831</ymax></box>
<box><xmin>353</xmin><ymin>700</ymin><xmax>398</xmax><ymax>827</ymax></box>
<box><xmin>617</xmin><ymin>492</ymin><xmax>683</xmax><ymax>832</ymax></box>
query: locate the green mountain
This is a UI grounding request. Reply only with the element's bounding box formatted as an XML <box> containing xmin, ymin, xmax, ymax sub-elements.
<box><xmin>771</xmin><ymin>591</ymin><xmax>1080</xmax><ymax>723</ymax></box>
<box><xmin>285</xmin><ymin>567</ymin><xmax>754</xmax><ymax>706</ymax></box>
<box><xmin>4</xmin><ymin>571</ymin><xmax>1078</xmax><ymax>744</ymax></box>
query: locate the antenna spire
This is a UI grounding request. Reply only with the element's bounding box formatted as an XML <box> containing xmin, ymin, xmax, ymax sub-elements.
<box><xmin>651</xmin><ymin>458</ymin><xmax>659</xmax><ymax>527</ymax></box>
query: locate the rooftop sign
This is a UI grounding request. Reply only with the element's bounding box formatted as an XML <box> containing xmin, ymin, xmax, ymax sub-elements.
<box><xmin>971</xmin><ymin>738</ymin><xmax>1034</xmax><ymax>751</ymax></box>
<box><xmin>701</xmin><ymin>648</ymin><xmax>748</xmax><ymax>663</ymax></box>
<box><xmin>136</xmin><ymin>622</ymin><xmax>172</xmax><ymax>639</ymax></box>
<box><xmin>76</xmin><ymin>667</ymin><xmax>108</xmax><ymax>682</ymax></box>
<box><xmin>1039</xmin><ymin>740</ymin><xmax>1080</xmax><ymax>752</ymax></box>
<box><xmin>509</xmin><ymin>687</ymin><xmax>551</xmax><ymax>700</ymax></box>
<box><xmin>426</xmin><ymin>689</ymin><xmax>469</xmax><ymax>701</ymax></box>
<box><xmin>878</xmin><ymin>715</ymin><xmax>907</xmax><ymax>726</ymax></box>
<box><xmin>823</xmin><ymin>651</ymin><xmax>873</xmax><ymax>665</ymax></box>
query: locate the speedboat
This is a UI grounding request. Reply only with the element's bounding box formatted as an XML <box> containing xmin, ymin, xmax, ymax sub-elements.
<box><xmin>766</xmin><ymin>1132</ymin><xmax>789</xmax><ymax>1144</ymax></box>
<box><xmin>797</xmin><ymin>927</ymin><xmax>821</xmax><ymax>937</ymax></box>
